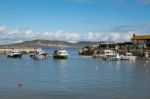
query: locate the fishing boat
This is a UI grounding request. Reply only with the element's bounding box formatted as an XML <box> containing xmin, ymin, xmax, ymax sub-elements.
<box><xmin>103</xmin><ymin>50</ymin><xmax>121</xmax><ymax>61</ymax></box>
<box><xmin>7</xmin><ymin>49</ymin><xmax>22</xmax><ymax>58</ymax></box>
<box><xmin>93</xmin><ymin>49</ymin><xmax>115</xmax><ymax>58</ymax></box>
<box><xmin>120</xmin><ymin>53</ymin><xmax>137</xmax><ymax>60</ymax></box>
<box><xmin>105</xmin><ymin>53</ymin><xmax>121</xmax><ymax>61</ymax></box>
<box><xmin>30</xmin><ymin>48</ymin><xmax>46</xmax><ymax>59</ymax></box>
<box><xmin>53</xmin><ymin>49</ymin><xmax>69</xmax><ymax>59</ymax></box>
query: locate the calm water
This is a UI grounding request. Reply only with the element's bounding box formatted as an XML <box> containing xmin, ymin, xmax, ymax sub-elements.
<box><xmin>0</xmin><ymin>48</ymin><xmax>150</xmax><ymax>99</ymax></box>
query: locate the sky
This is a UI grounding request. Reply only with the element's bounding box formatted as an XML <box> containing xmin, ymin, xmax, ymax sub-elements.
<box><xmin>0</xmin><ymin>0</ymin><xmax>150</xmax><ymax>44</ymax></box>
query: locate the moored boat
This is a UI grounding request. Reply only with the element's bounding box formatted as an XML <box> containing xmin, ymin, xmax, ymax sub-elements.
<box><xmin>120</xmin><ymin>53</ymin><xmax>137</xmax><ymax>60</ymax></box>
<box><xmin>30</xmin><ymin>48</ymin><xmax>46</xmax><ymax>59</ymax></box>
<box><xmin>53</xmin><ymin>49</ymin><xmax>69</xmax><ymax>59</ymax></box>
<box><xmin>103</xmin><ymin>50</ymin><xmax>121</xmax><ymax>61</ymax></box>
<box><xmin>7</xmin><ymin>49</ymin><xmax>22</xmax><ymax>58</ymax></box>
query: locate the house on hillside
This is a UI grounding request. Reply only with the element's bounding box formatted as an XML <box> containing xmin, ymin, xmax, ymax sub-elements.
<box><xmin>131</xmin><ymin>34</ymin><xmax>150</xmax><ymax>48</ymax></box>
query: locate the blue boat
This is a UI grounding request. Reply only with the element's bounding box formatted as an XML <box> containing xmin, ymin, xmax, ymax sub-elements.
<box><xmin>7</xmin><ymin>49</ymin><xmax>22</xmax><ymax>58</ymax></box>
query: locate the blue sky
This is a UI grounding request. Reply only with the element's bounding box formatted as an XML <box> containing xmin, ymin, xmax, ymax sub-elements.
<box><xmin>0</xmin><ymin>0</ymin><xmax>150</xmax><ymax>44</ymax></box>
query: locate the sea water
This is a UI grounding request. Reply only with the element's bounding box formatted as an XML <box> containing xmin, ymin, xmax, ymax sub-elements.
<box><xmin>0</xmin><ymin>48</ymin><xmax>150</xmax><ymax>99</ymax></box>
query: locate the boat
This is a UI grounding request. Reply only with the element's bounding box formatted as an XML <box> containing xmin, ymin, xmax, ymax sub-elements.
<box><xmin>103</xmin><ymin>50</ymin><xmax>121</xmax><ymax>61</ymax></box>
<box><xmin>103</xmin><ymin>50</ymin><xmax>116</xmax><ymax>56</ymax></box>
<box><xmin>7</xmin><ymin>49</ymin><xmax>22</xmax><ymax>58</ymax></box>
<box><xmin>104</xmin><ymin>54</ymin><xmax>121</xmax><ymax>61</ymax></box>
<box><xmin>53</xmin><ymin>49</ymin><xmax>69</xmax><ymax>59</ymax></box>
<box><xmin>104</xmin><ymin>53</ymin><xmax>121</xmax><ymax>61</ymax></box>
<box><xmin>30</xmin><ymin>48</ymin><xmax>46</xmax><ymax>59</ymax></box>
<box><xmin>93</xmin><ymin>49</ymin><xmax>115</xmax><ymax>58</ymax></box>
<box><xmin>120</xmin><ymin>53</ymin><xmax>137</xmax><ymax>60</ymax></box>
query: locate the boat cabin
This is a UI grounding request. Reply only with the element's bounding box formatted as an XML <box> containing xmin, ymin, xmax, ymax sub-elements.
<box><xmin>103</xmin><ymin>50</ymin><xmax>116</xmax><ymax>56</ymax></box>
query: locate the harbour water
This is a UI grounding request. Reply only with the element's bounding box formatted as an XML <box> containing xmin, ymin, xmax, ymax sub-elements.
<box><xmin>0</xmin><ymin>48</ymin><xmax>150</xmax><ymax>99</ymax></box>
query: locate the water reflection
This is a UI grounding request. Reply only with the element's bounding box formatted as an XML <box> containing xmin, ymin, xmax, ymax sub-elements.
<box><xmin>54</xmin><ymin>59</ymin><xmax>68</xmax><ymax>66</ymax></box>
<box><xmin>54</xmin><ymin>59</ymin><xmax>68</xmax><ymax>76</ymax></box>
<box><xmin>6</xmin><ymin>57</ymin><xmax>22</xmax><ymax>61</ymax></box>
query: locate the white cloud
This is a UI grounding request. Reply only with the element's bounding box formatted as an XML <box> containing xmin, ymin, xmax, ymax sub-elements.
<box><xmin>0</xmin><ymin>25</ymin><xmax>143</xmax><ymax>45</ymax></box>
<box><xmin>40</xmin><ymin>30</ymin><xmax>80</xmax><ymax>42</ymax></box>
<box><xmin>0</xmin><ymin>26</ymin><xmax>7</xmax><ymax>32</ymax></box>
<box><xmin>107</xmin><ymin>32</ymin><xmax>134</xmax><ymax>42</ymax></box>
<box><xmin>82</xmin><ymin>31</ymin><xmax>134</xmax><ymax>42</ymax></box>
<box><xmin>83</xmin><ymin>32</ymin><xmax>102</xmax><ymax>41</ymax></box>
<box><xmin>0</xmin><ymin>26</ymin><xmax>81</xmax><ymax>44</ymax></box>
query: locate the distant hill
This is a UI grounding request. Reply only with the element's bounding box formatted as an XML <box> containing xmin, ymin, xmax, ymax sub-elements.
<box><xmin>0</xmin><ymin>39</ymin><xmax>100</xmax><ymax>48</ymax></box>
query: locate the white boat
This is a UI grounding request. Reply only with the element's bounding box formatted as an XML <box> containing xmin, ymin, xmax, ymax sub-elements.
<box><xmin>53</xmin><ymin>49</ymin><xmax>69</xmax><ymax>59</ymax></box>
<box><xmin>7</xmin><ymin>49</ymin><xmax>22</xmax><ymax>58</ymax></box>
<box><xmin>104</xmin><ymin>53</ymin><xmax>121</xmax><ymax>61</ymax></box>
<box><xmin>93</xmin><ymin>50</ymin><xmax>115</xmax><ymax>58</ymax></box>
<box><xmin>121</xmin><ymin>53</ymin><xmax>136</xmax><ymax>60</ymax></box>
<box><xmin>103</xmin><ymin>50</ymin><xmax>116</xmax><ymax>56</ymax></box>
<box><xmin>103</xmin><ymin>50</ymin><xmax>121</xmax><ymax>61</ymax></box>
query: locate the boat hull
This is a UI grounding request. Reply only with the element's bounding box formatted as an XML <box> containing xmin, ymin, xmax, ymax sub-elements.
<box><xmin>7</xmin><ymin>54</ymin><xmax>22</xmax><ymax>58</ymax></box>
<box><xmin>53</xmin><ymin>49</ymin><xmax>69</xmax><ymax>59</ymax></box>
<box><xmin>53</xmin><ymin>55</ymin><xmax>68</xmax><ymax>59</ymax></box>
<box><xmin>31</xmin><ymin>54</ymin><xmax>46</xmax><ymax>60</ymax></box>
<box><xmin>103</xmin><ymin>55</ymin><xmax>120</xmax><ymax>61</ymax></box>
